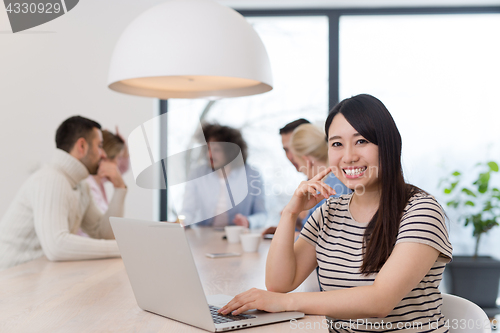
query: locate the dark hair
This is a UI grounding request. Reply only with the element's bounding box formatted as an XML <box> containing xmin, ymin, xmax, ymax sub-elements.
<box><xmin>55</xmin><ymin>116</ymin><xmax>101</xmax><ymax>153</ymax></box>
<box><xmin>325</xmin><ymin>94</ymin><xmax>422</xmax><ymax>275</ymax></box>
<box><xmin>279</xmin><ymin>118</ymin><xmax>310</xmax><ymax>135</ymax></box>
<box><xmin>201</xmin><ymin>123</ymin><xmax>248</xmax><ymax>163</ymax></box>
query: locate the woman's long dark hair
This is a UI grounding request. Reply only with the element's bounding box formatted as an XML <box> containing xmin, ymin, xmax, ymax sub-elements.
<box><xmin>325</xmin><ymin>94</ymin><xmax>421</xmax><ymax>275</ymax></box>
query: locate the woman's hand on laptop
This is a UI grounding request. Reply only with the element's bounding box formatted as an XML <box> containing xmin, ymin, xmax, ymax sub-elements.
<box><xmin>218</xmin><ymin>288</ymin><xmax>291</xmax><ymax>316</ymax></box>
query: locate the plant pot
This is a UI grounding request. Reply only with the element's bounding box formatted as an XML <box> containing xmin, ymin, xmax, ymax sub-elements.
<box><xmin>445</xmin><ymin>255</ymin><xmax>500</xmax><ymax>315</ymax></box>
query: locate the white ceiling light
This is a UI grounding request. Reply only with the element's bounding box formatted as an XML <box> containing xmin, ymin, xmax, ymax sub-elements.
<box><xmin>108</xmin><ymin>0</ymin><xmax>273</xmax><ymax>99</ymax></box>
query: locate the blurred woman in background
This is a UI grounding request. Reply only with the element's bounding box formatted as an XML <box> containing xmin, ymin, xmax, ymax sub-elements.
<box><xmin>290</xmin><ymin>123</ymin><xmax>350</xmax><ymax>229</ymax></box>
<box><xmin>86</xmin><ymin>128</ymin><xmax>130</xmax><ymax>213</ymax></box>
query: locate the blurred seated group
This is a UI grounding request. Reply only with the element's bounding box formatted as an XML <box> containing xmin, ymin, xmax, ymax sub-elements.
<box><xmin>178</xmin><ymin>120</ymin><xmax>349</xmax><ymax>231</ymax></box>
<box><xmin>0</xmin><ymin>114</ymin><xmax>347</xmax><ymax>271</ymax></box>
<box><xmin>0</xmin><ymin>116</ymin><xmax>127</xmax><ymax>270</ymax></box>
<box><xmin>0</xmin><ymin>116</ymin><xmax>347</xmax><ymax>269</ymax></box>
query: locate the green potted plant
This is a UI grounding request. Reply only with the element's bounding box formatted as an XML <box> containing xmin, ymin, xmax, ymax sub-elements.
<box><xmin>441</xmin><ymin>161</ymin><xmax>500</xmax><ymax>316</ymax></box>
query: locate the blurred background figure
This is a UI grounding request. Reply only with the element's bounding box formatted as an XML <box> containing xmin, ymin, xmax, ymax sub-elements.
<box><xmin>87</xmin><ymin>128</ymin><xmax>130</xmax><ymax>213</ymax></box>
<box><xmin>262</xmin><ymin>119</ymin><xmax>310</xmax><ymax>235</ymax></box>
<box><xmin>290</xmin><ymin>123</ymin><xmax>350</xmax><ymax>229</ymax></box>
<box><xmin>263</xmin><ymin>120</ymin><xmax>351</xmax><ymax>235</ymax></box>
<box><xmin>78</xmin><ymin>128</ymin><xmax>129</xmax><ymax>237</ymax></box>
<box><xmin>0</xmin><ymin>116</ymin><xmax>126</xmax><ymax>270</ymax></box>
<box><xmin>279</xmin><ymin>118</ymin><xmax>311</xmax><ymax>172</ymax></box>
<box><xmin>180</xmin><ymin>123</ymin><xmax>266</xmax><ymax>228</ymax></box>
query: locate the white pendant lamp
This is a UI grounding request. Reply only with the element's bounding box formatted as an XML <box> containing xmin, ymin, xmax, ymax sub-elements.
<box><xmin>108</xmin><ymin>0</ymin><xmax>273</xmax><ymax>99</ymax></box>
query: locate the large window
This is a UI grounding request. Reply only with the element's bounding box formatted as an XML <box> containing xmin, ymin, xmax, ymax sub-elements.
<box><xmin>339</xmin><ymin>13</ymin><xmax>500</xmax><ymax>256</ymax></box>
<box><xmin>166</xmin><ymin>16</ymin><xmax>329</xmax><ymax>226</ymax></box>
<box><xmin>162</xmin><ymin>7</ymin><xmax>500</xmax><ymax>263</ymax></box>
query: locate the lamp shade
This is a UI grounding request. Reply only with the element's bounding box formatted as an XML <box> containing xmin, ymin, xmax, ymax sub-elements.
<box><xmin>108</xmin><ymin>0</ymin><xmax>273</xmax><ymax>99</ymax></box>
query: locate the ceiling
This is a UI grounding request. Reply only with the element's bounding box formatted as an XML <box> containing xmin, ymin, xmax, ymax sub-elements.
<box><xmin>218</xmin><ymin>0</ymin><xmax>500</xmax><ymax>9</ymax></box>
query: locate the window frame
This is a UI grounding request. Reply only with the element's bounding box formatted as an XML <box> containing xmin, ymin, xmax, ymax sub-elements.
<box><xmin>159</xmin><ymin>4</ymin><xmax>500</xmax><ymax>221</ymax></box>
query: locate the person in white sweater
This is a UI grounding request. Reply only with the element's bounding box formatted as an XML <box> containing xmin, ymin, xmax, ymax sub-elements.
<box><xmin>0</xmin><ymin>116</ymin><xmax>127</xmax><ymax>271</ymax></box>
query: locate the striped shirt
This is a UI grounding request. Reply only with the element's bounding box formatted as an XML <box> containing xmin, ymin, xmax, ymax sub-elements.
<box><xmin>300</xmin><ymin>192</ymin><xmax>453</xmax><ymax>333</ymax></box>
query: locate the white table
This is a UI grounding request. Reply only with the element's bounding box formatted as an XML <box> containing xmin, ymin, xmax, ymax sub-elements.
<box><xmin>0</xmin><ymin>228</ymin><xmax>327</xmax><ymax>332</ymax></box>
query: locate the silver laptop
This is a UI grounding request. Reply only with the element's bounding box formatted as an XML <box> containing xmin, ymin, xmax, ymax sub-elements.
<box><xmin>109</xmin><ymin>217</ymin><xmax>304</xmax><ymax>332</ymax></box>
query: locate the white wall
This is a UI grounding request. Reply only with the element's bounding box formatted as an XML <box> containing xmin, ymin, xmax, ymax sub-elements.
<box><xmin>0</xmin><ymin>0</ymin><xmax>174</xmax><ymax>220</ymax></box>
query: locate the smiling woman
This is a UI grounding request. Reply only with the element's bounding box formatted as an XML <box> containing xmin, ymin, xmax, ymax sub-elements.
<box><xmin>218</xmin><ymin>94</ymin><xmax>454</xmax><ymax>333</ymax></box>
<box><xmin>324</xmin><ymin>94</ymin><xmax>433</xmax><ymax>274</ymax></box>
<box><xmin>327</xmin><ymin>114</ymin><xmax>379</xmax><ymax>193</ymax></box>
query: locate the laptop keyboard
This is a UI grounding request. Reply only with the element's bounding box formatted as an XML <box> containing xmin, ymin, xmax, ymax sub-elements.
<box><xmin>209</xmin><ymin>305</ymin><xmax>256</xmax><ymax>324</ymax></box>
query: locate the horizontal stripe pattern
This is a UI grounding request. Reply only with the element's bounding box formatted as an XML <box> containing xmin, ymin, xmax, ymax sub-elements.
<box><xmin>300</xmin><ymin>192</ymin><xmax>452</xmax><ymax>332</ymax></box>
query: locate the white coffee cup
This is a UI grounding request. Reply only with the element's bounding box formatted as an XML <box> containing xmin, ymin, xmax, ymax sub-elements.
<box><xmin>225</xmin><ymin>226</ymin><xmax>245</xmax><ymax>243</ymax></box>
<box><xmin>240</xmin><ymin>233</ymin><xmax>261</xmax><ymax>253</ymax></box>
